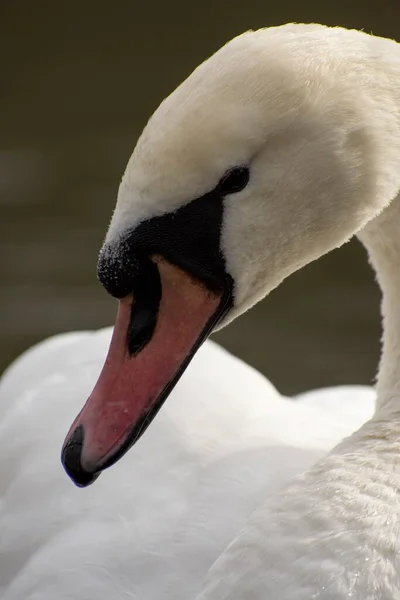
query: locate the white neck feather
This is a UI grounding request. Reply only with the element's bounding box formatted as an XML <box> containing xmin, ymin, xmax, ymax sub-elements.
<box><xmin>358</xmin><ymin>196</ymin><xmax>400</xmax><ymax>417</ymax></box>
<box><xmin>342</xmin><ymin>33</ymin><xmax>400</xmax><ymax>416</ymax></box>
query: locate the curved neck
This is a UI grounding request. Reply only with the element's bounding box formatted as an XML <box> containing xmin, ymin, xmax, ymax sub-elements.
<box><xmin>358</xmin><ymin>195</ymin><xmax>400</xmax><ymax>417</ymax></box>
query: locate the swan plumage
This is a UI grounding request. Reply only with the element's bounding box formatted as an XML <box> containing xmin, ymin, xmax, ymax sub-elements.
<box><xmin>0</xmin><ymin>329</ymin><xmax>373</xmax><ymax>599</ymax></box>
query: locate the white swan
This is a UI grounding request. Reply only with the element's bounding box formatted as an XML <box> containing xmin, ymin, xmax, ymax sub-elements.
<box><xmin>1</xmin><ymin>21</ymin><xmax>397</xmax><ymax>599</ymax></box>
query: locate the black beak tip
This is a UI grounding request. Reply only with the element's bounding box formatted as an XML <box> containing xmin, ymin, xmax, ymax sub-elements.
<box><xmin>61</xmin><ymin>424</ymin><xmax>101</xmax><ymax>488</ymax></box>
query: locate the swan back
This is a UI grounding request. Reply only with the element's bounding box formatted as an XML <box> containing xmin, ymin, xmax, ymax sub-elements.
<box><xmin>0</xmin><ymin>330</ymin><xmax>373</xmax><ymax>599</ymax></box>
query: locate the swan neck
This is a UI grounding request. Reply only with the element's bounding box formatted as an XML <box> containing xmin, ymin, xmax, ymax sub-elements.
<box><xmin>358</xmin><ymin>196</ymin><xmax>400</xmax><ymax>417</ymax></box>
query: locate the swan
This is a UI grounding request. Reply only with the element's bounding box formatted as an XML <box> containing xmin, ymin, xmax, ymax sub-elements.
<box><xmin>0</xmin><ymin>21</ymin><xmax>395</xmax><ymax>599</ymax></box>
<box><xmin>52</xmin><ymin>22</ymin><xmax>400</xmax><ymax>598</ymax></box>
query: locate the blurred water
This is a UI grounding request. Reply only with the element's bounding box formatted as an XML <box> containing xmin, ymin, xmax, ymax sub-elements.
<box><xmin>1</xmin><ymin>0</ymin><xmax>391</xmax><ymax>394</ymax></box>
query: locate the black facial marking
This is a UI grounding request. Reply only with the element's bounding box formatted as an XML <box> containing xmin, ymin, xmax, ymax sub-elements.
<box><xmin>97</xmin><ymin>166</ymin><xmax>250</xmax><ymax>335</ymax></box>
<box><xmin>98</xmin><ymin>187</ymin><xmax>229</xmax><ymax>297</ymax></box>
<box><xmin>97</xmin><ymin>241</ymin><xmax>140</xmax><ymax>300</ymax></box>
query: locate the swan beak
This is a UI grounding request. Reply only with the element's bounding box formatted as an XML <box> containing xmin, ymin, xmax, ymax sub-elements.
<box><xmin>62</xmin><ymin>258</ymin><xmax>230</xmax><ymax>487</ymax></box>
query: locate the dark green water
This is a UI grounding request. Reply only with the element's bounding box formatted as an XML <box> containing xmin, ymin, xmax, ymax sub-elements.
<box><xmin>2</xmin><ymin>0</ymin><xmax>394</xmax><ymax>394</ymax></box>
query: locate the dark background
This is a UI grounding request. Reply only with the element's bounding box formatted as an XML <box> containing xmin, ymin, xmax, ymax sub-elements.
<box><xmin>2</xmin><ymin>0</ymin><xmax>394</xmax><ymax>394</ymax></box>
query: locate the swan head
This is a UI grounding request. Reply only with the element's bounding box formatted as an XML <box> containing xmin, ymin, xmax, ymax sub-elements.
<box><xmin>62</xmin><ymin>24</ymin><xmax>395</xmax><ymax>486</ymax></box>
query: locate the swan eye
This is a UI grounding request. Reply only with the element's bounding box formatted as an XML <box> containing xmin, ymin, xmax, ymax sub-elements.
<box><xmin>218</xmin><ymin>166</ymin><xmax>250</xmax><ymax>195</ymax></box>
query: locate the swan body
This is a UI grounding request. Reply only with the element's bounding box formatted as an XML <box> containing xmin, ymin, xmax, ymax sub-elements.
<box><xmin>0</xmin><ymin>330</ymin><xmax>373</xmax><ymax>599</ymax></box>
<box><xmin>3</xmin><ymin>21</ymin><xmax>400</xmax><ymax>600</ymax></box>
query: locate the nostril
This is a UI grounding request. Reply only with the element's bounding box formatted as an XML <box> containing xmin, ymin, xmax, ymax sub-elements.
<box><xmin>61</xmin><ymin>425</ymin><xmax>101</xmax><ymax>488</ymax></box>
<box><xmin>128</xmin><ymin>258</ymin><xmax>162</xmax><ymax>356</ymax></box>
